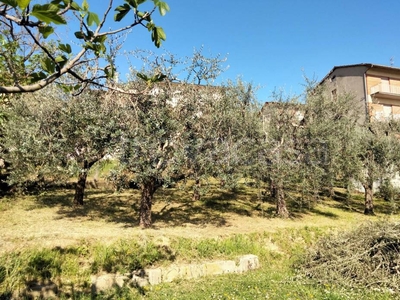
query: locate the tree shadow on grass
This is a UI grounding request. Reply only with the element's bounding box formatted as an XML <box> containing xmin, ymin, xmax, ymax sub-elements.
<box><xmin>318</xmin><ymin>189</ymin><xmax>398</xmax><ymax>216</ymax></box>
<box><xmin>28</xmin><ymin>184</ymin><xmax>397</xmax><ymax>229</ymax></box>
<box><xmin>152</xmin><ymin>188</ymin><xmax>259</xmax><ymax>228</ymax></box>
<box><xmin>29</xmin><ymin>185</ymin><xmax>262</xmax><ymax>228</ymax></box>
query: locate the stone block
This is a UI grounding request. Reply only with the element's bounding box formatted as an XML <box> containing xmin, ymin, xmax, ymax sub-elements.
<box><xmin>162</xmin><ymin>265</ymin><xmax>180</xmax><ymax>283</ymax></box>
<box><xmin>146</xmin><ymin>268</ymin><xmax>162</xmax><ymax>285</ymax></box>
<box><xmin>91</xmin><ymin>274</ymin><xmax>116</xmax><ymax>294</ymax></box>
<box><xmin>237</xmin><ymin>254</ymin><xmax>260</xmax><ymax>273</ymax></box>
<box><xmin>188</xmin><ymin>263</ymin><xmax>206</xmax><ymax>279</ymax></box>
<box><xmin>131</xmin><ymin>275</ymin><xmax>149</xmax><ymax>288</ymax></box>
<box><xmin>115</xmin><ymin>274</ymin><xmax>129</xmax><ymax>288</ymax></box>
<box><xmin>205</xmin><ymin>261</ymin><xmax>224</xmax><ymax>276</ymax></box>
<box><xmin>221</xmin><ymin>260</ymin><xmax>237</xmax><ymax>274</ymax></box>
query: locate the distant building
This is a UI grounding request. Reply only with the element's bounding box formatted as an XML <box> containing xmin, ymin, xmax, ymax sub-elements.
<box><xmin>320</xmin><ymin>63</ymin><xmax>400</xmax><ymax>123</ymax></box>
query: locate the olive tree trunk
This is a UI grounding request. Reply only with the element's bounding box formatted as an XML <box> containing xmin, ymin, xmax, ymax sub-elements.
<box><xmin>275</xmin><ymin>183</ymin><xmax>289</xmax><ymax>218</ymax></box>
<box><xmin>139</xmin><ymin>177</ymin><xmax>158</xmax><ymax>228</ymax></box>
<box><xmin>73</xmin><ymin>160</ymin><xmax>97</xmax><ymax>206</ymax></box>
<box><xmin>363</xmin><ymin>179</ymin><xmax>375</xmax><ymax>215</ymax></box>
<box><xmin>192</xmin><ymin>178</ymin><xmax>201</xmax><ymax>201</ymax></box>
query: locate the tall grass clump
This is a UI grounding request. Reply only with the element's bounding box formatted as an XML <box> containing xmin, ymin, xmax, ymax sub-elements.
<box><xmin>91</xmin><ymin>239</ymin><xmax>174</xmax><ymax>274</ymax></box>
<box><xmin>171</xmin><ymin>233</ymin><xmax>270</xmax><ymax>262</ymax></box>
<box><xmin>0</xmin><ymin>248</ymin><xmax>70</xmax><ymax>296</ymax></box>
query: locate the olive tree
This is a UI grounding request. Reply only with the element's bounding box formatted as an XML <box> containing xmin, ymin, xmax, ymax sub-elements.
<box><xmin>257</xmin><ymin>94</ymin><xmax>303</xmax><ymax>217</ymax></box>
<box><xmin>355</xmin><ymin>120</ymin><xmax>400</xmax><ymax>215</ymax></box>
<box><xmin>3</xmin><ymin>86</ymin><xmax>122</xmax><ymax>204</ymax></box>
<box><xmin>256</xmin><ymin>82</ymin><xmax>361</xmax><ymax>217</ymax></box>
<box><xmin>114</xmin><ymin>51</ymin><xmax>257</xmax><ymax>227</ymax></box>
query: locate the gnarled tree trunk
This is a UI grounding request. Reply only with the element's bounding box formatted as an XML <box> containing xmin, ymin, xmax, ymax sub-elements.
<box><xmin>139</xmin><ymin>177</ymin><xmax>158</xmax><ymax>228</ymax></box>
<box><xmin>192</xmin><ymin>178</ymin><xmax>201</xmax><ymax>201</ymax></box>
<box><xmin>275</xmin><ymin>183</ymin><xmax>289</xmax><ymax>218</ymax></box>
<box><xmin>73</xmin><ymin>160</ymin><xmax>96</xmax><ymax>206</ymax></box>
<box><xmin>363</xmin><ymin>179</ymin><xmax>375</xmax><ymax>215</ymax></box>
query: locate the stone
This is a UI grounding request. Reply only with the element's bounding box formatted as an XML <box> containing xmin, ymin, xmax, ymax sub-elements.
<box><xmin>162</xmin><ymin>265</ymin><xmax>180</xmax><ymax>283</ymax></box>
<box><xmin>237</xmin><ymin>254</ymin><xmax>260</xmax><ymax>273</ymax></box>
<box><xmin>131</xmin><ymin>275</ymin><xmax>149</xmax><ymax>288</ymax></box>
<box><xmin>204</xmin><ymin>261</ymin><xmax>225</xmax><ymax>276</ymax></box>
<box><xmin>146</xmin><ymin>268</ymin><xmax>163</xmax><ymax>285</ymax></box>
<box><xmin>181</xmin><ymin>263</ymin><xmax>206</xmax><ymax>280</ymax></box>
<box><xmin>91</xmin><ymin>273</ymin><xmax>116</xmax><ymax>294</ymax></box>
<box><xmin>115</xmin><ymin>274</ymin><xmax>130</xmax><ymax>288</ymax></box>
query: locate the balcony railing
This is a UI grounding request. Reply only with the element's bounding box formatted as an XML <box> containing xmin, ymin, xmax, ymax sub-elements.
<box><xmin>371</xmin><ymin>83</ymin><xmax>400</xmax><ymax>95</ymax></box>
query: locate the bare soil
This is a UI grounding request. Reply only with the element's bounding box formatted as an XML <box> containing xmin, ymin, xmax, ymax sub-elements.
<box><xmin>1</xmin><ymin>185</ymin><xmax>398</xmax><ymax>254</ymax></box>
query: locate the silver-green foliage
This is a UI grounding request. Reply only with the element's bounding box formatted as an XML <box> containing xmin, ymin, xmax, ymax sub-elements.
<box><xmin>3</xmin><ymin>86</ymin><xmax>122</xmax><ymax>190</ymax></box>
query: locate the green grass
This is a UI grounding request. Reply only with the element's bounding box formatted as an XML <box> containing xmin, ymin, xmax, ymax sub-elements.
<box><xmin>1</xmin><ymin>180</ymin><xmax>400</xmax><ymax>298</ymax></box>
<box><xmin>2</xmin><ymin>226</ymin><xmax>398</xmax><ymax>299</ymax></box>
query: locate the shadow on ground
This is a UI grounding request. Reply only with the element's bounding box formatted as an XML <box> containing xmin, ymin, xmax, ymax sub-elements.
<box><xmin>29</xmin><ymin>183</ymin><xmax>398</xmax><ymax>228</ymax></box>
<box><xmin>30</xmin><ymin>185</ymin><xmax>261</xmax><ymax>228</ymax></box>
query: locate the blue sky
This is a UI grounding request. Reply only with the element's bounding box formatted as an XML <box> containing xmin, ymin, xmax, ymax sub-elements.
<box><xmin>94</xmin><ymin>0</ymin><xmax>400</xmax><ymax>102</ymax></box>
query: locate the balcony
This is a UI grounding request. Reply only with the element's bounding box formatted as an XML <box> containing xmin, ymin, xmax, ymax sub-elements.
<box><xmin>370</xmin><ymin>84</ymin><xmax>400</xmax><ymax>101</ymax></box>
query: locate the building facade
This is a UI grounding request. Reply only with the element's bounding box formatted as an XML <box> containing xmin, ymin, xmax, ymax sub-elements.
<box><xmin>320</xmin><ymin>63</ymin><xmax>400</xmax><ymax>123</ymax></box>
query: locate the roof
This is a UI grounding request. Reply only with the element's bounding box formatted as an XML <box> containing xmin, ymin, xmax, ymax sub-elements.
<box><xmin>320</xmin><ymin>63</ymin><xmax>400</xmax><ymax>84</ymax></box>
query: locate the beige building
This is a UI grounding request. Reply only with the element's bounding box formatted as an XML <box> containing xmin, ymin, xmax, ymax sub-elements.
<box><xmin>320</xmin><ymin>63</ymin><xmax>400</xmax><ymax>123</ymax></box>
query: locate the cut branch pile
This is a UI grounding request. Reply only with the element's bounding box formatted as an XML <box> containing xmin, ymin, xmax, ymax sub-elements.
<box><xmin>300</xmin><ymin>221</ymin><xmax>400</xmax><ymax>293</ymax></box>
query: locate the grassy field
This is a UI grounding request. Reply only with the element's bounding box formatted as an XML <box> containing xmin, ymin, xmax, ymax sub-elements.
<box><xmin>1</xmin><ymin>181</ymin><xmax>399</xmax><ymax>299</ymax></box>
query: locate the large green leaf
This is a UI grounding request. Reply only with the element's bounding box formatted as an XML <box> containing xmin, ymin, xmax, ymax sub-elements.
<box><xmin>29</xmin><ymin>71</ymin><xmax>47</xmax><ymax>83</ymax></box>
<box><xmin>151</xmin><ymin>26</ymin><xmax>166</xmax><ymax>48</ymax></box>
<box><xmin>156</xmin><ymin>26</ymin><xmax>166</xmax><ymax>41</ymax></box>
<box><xmin>17</xmin><ymin>0</ymin><xmax>30</xmax><ymax>10</ymax></box>
<box><xmin>125</xmin><ymin>0</ymin><xmax>146</xmax><ymax>8</ymax></box>
<box><xmin>114</xmin><ymin>3</ymin><xmax>131</xmax><ymax>22</ymax></box>
<box><xmin>31</xmin><ymin>4</ymin><xmax>67</xmax><ymax>24</ymax></box>
<box><xmin>87</xmin><ymin>11</ymin><xmax>100</xmax><ymax>26</ymax></box>
<box><xmin>38</xmin><ymin>25</ymin><xmax>54</xmax><ymax>38</ymax></box>
<box><xmin>155</xmin><ymin>1</ymin><xmax>169</xmax><ymax>16</ymax></box>
<box><xmin>93</xmin><ymin>35</ymin><xmax>107</xmax><ymax>43</ymax></box>
<box><xmin>82</xmin><ymin>0</ymin><xmax>89</xmax><ymax>11</ymax></box>
<box><xmin>137</xmin><ymin>72</ymin><xmax>149</xmax><ymax>81</ymax></box>
<box><xmin>0</xmin><ymin>0</ymin><xmax>18</xmax><ymax>8</ymax></box>
<box><xmin>58</xmin><ymin>43</ymin><xmax>72</xmax><ymax>54</ymax></box>
<box><xmin>70</xmin><ymin>1</ymin><xmax>80</xmax><ymax>10</ymax></box>
<box><xmin>55</xmin><ymin>55</ymin><xmax>68</xmax><ymax>68</ymax></box>
<box><xmin>125</xmin><ymin>0</ymin><xmax>138</xmax><ymax>8</ymax></box>
<box><xmin>41</xmin><ymin>57</ymin><xmax>55</xmax><ymax>73</ymax></box>
<box><xmin>74</xmin><ymin>31</ymin><xmax>85</xmax><ymax>39</ymax></box>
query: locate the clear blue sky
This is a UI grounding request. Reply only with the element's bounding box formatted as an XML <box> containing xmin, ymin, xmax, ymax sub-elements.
<box><xmin>95</xmin><ymin>0</ymin><xmax>400</xmax><ymax>102</ymax></box>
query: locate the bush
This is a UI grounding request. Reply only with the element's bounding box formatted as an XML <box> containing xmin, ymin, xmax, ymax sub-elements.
<box><xmin>298</xmin><ymin>221</ymin><xmax>400</xmax><ymax>293</ymax></box>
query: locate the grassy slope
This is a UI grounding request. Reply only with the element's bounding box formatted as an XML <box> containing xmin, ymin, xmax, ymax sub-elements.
<box><xmin>1</xmin><ymin>182</ymin><xmax>399</xmax><ymax>299</ymax></box>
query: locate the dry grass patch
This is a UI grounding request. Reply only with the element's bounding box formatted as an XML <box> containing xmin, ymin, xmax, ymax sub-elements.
<box><xmin>1</xmin><ymin>183</ymin><xmax>399</xmax><ymax>255</ymax></box>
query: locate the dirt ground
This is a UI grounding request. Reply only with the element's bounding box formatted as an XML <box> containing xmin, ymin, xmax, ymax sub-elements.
<box><xmin>1</xmin><ymin>187</ymin><xmax>398</xmax><ymax>254</ymax></box>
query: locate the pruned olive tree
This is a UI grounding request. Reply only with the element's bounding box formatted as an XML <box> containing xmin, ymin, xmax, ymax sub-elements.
<box><xmin>0</xmin><ymin>0</ymin><xmax>169</xmax><ymax>93</ymax></box>
<box><xmin>257</xmin><ymin>93</ymin><xmax>303</xmax><ymax>217</ymax></box>
<box><xmin>355</xmin><ymin>120</ymin><xmax>400</xmax><ymax>215</ymax></box>
<box><xmin>114</xmin><ymin>52</ymin><xmax>258</xmax><ymax>228</ymax></box>
<box><xmin>256</xmin><ymin>82</ymin><xmax>362</xmax><ymax>217</ymax></box>
<box><xmin>297</xmin><ymin>83</ymin><xmax>360</xmax><ymax>202</ymax></box>
<box><xmin>3</xmin><ymin>85</ymin><xmax>123</xmax><ymax>204</ymax></box>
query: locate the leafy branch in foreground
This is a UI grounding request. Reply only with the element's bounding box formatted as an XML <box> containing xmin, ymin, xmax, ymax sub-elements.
<box><xmin>0</xmin><ymin>0</ymin><xmax>169</xmax><ymax>94</ymax></box>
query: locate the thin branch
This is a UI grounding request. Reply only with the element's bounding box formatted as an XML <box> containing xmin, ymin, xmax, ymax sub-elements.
<box><xmin>96</xmin><ymin>7</ymin><xmax>156</xmax><ymax>37</ymax></box>
<box><xmin>94</xmin><ymin>0</ymin><xmax>113</xmax><ymax>35</ymax></box>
